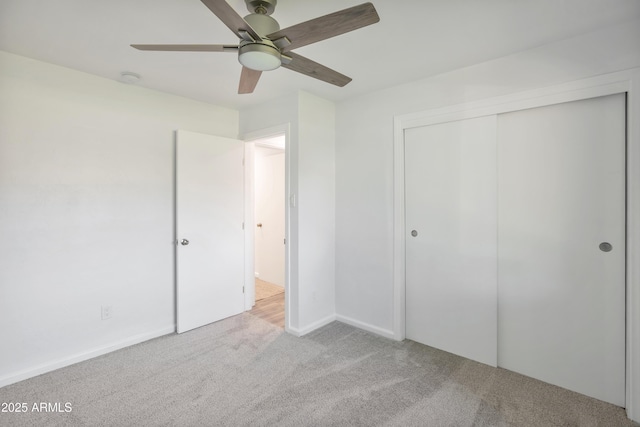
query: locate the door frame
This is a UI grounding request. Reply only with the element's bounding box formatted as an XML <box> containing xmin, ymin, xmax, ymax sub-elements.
<box><xmin>242</xmin><ymin>124</ymin><xmax>292</xmax><ymax>332</ymax></box>
<box><xmin>393</xmin><ymin>68</ymin><xmax>640</xmax><ymax>421</ymax></box>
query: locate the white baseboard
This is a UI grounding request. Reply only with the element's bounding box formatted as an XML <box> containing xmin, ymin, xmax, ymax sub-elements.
<box><xmin>336</xmin><ymin>314</ymin><xmax>397</xmax><ymax>340</ymax></box>
<box><xmin>0</xmin><ymin>325</ymin><xmax>175</xmax><ymax>388</ymax></box>
<box><xmin>286</xmin><ymin>314</ymin><xmax>397</xmax><ymax>340</ymax></box>
<box><xmin>287</xmin><ymin>313</ymin><xmax>337</xmax><ymax>337</ymax></box>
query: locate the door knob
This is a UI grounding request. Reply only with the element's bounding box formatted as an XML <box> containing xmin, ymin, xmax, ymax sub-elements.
<box><xmin>411</xmin><ymin>230</ymin><xmax>418</xmax><ymax>237</ymax></box>
<box><xmin>257</xmin><ymin>223</ymin><xmax>263</xmax><ymax>228</ymax></box>
<box><xmin>180</xmin><ymin>239</ymin><xmax>189</xmax><ymax>246</ymax></box>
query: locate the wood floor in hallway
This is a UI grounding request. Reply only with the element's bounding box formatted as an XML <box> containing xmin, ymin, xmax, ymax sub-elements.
<box><xmin>249</xmin><ymin>292</ymin><xmax>284</xmax><ymax>328</ymax></box>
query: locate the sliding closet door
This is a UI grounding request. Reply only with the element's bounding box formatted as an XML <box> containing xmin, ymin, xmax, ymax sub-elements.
<box><xmin>497</xmin><ymin>94</ymin><xmax>626</xmax><ymax>406</ymax></box>
<box><xmin>405</xmin><ymin>116</ymin><xmax>498</xmax><ymax>367</ymax></box>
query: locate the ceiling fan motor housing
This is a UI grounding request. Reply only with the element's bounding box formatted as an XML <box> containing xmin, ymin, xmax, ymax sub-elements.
<box><xmin>244</xmin><ymin>13</ymin><xmax>279</xmax><ymax>35</ymax></box>
<box><xmin>239</xmin><ymin>13</ymin><xmax>282</xmax><ymax>71</ymax></box>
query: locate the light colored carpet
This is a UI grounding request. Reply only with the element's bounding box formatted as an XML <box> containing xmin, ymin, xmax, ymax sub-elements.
<box><xmin>0</xmin><ymin>315</ymin><xmax>636</xmax><ymax>426</ymax></box>
<box><xmin>255</xmin><ymin>278</ymin><xmax>284</xmax><ymax>301</ymax></box>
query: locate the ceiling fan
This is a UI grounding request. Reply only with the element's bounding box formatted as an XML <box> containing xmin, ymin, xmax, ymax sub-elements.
<box><xmin>131</xmin><ymin>0</ymin><xmax>380</xmax><ymax>94</ymax></box>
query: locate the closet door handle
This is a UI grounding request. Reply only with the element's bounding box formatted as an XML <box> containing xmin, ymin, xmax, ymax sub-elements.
<box><xmin>599</xmin><ymin>242</ymin><xmax>612</xmax><ymax>252</ymax></box>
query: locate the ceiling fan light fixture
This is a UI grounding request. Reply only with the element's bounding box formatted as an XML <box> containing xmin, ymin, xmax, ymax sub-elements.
<box><xmin>239</xmin><ymin>43</ymin><xmax>281</xmax><ymax>71</ymax></box>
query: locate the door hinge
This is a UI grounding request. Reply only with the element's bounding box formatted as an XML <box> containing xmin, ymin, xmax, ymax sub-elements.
<box><xmin>242</xmin><ymin>286</ymin><xmax>245</xmax><ymax>293</ymax></box>
<box><xmin>284</xmin><ymin>238</ymin><xmax>286</xmax><ymax>244</ymax></box>
<box><xmin>242</xmin><ymin>222</ymin><xmax>245</xmax><ymax>230</ymax></box>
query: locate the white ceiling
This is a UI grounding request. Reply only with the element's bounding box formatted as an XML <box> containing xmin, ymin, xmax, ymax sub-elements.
<box><xmin>1</xmin><ymin>0</ymin><xmax>639</xmax><ymax>110</ymax></box>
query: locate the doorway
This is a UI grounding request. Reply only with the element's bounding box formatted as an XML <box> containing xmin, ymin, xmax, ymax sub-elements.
<box><xmin>246</xmin><ymin>133</ymin><xmax>286</xmax><ymax>328</ymax></box>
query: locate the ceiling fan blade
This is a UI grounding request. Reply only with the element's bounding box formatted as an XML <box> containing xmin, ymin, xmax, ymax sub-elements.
<box><xmin>131</xmin><ymin>44</ymin><xmax>238</xmax><ymax>52</ymax></box>
<box><xmin>267</xmin><ymin>2</ymin><xmax>379</xmax><ymax>52</ymax></box>
<box><xmin>281</xmin><ymin>52</ymin><xmax>352</xmax><ymax>87</ymax></box>
<box><xmin>200</xmin><ymin>0</ymin><xmax>261</xmax><ymax>41</ymax></box>
<box><xmin>238</xmin><ymin>67</ymin><xmax>262</xmax><ymax>94</ymax></box>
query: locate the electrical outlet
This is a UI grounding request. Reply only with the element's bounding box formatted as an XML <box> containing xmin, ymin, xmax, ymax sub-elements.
<box><xmin>101</xmin><ymin>305</ymin><xmax>113</xmax><ymax>320</ymax></box>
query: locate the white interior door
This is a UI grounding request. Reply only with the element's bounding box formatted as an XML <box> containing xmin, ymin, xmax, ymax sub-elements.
<box><xmin>497</xmin><ymin>94</ymin><xmax>626</xmax><ymax>406</ymax></box>
<box><xmin>405</xmin><ymin>115</ymin><xmax>498</xmax><ymax>367</ymax></box>
<box><xmin>176</xmin><ymin>130</ymin><xmax>245</xmax><ymax>334</ymax></box>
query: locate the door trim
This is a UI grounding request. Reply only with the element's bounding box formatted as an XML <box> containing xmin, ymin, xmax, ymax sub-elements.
<box><xmin>242</xmin><ymin>124</ymin><xmax>292</xmax><ymax>333</ymax></box>
<box><xmin>393</xmin><ymin>68</ymin><xmax>640</xmax><ymax>421</ymax></box>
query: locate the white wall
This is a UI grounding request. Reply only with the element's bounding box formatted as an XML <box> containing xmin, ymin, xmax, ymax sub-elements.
<box><xmin>240</xmin><ymin>91</ymin><xmax>336</xmax><ymax>335</ymax></box>
<box><xmin>334</xmin><ymin>20</ymin><xmax>640</xmax><ymax>336</ymax></box>
<box><xmin>297</xmin><ymin>92</ymin><xmax>336</xmax><ymax>330</ymax></box>
<box><xmin>0</xmin><ymin>51</ymin><xmax>239</xmax><ymax>386</ymax></box>
<box><xmin>254</xmin><ymin>147</ymin><xmax>285</xmax><ymax>286</ymax></box>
